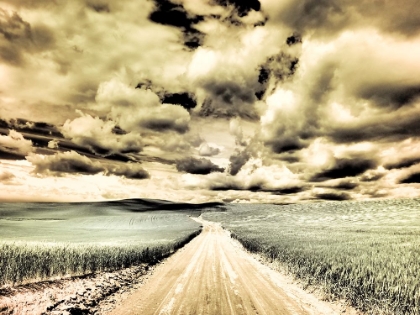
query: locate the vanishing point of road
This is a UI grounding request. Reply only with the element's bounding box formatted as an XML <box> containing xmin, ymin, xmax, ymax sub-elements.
<box><xmin>109</xmin><ymin>219</ymin><xmax>355</xmax><ymax>315</ymax></box>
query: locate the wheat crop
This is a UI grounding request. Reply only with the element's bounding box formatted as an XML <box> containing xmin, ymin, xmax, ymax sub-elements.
<box><xmin>204</xmin><ymin>198</ymin><xmax>420</xmax><ymax>315</ymax></box>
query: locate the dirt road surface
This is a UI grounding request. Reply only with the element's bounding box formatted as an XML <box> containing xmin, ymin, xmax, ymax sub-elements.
<box><xmin>109</xmin><ymin>219</ymin><xmax>358</xmax><ymax>315</ymax></box>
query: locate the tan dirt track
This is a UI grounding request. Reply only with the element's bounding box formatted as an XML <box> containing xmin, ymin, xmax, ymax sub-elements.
<box><xmin>109</xmin><ymin>218</ymin><xmax>359</xmax><ymax>315</ymax></box>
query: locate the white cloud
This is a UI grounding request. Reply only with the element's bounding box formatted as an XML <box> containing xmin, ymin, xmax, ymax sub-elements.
<box><xmin>0</xmin><ymin>130</ymin><xmax>33</xmax><ymax>156</ymax></box>
<box><xmin>62</xmin><ymin>113</ymin><xmax>143</xmax><ymax>155</ymax></box>
<box><xmin>198</xmin><ymin>142</ymin><xmax>221</xmax><ymax>157</ymax></box>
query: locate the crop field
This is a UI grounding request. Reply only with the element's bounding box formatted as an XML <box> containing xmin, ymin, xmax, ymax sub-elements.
<box><xmin>203</xmin><ymin>198</ymin><xmax>420</xmax><ymax>315</ymax></box>
<box><xmin>0</xmin><ymin>199</ymin><xmax>204</xmax><ymax>287</ymax></box>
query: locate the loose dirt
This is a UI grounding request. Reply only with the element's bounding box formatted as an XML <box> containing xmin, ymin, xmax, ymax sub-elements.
<box><xmin>108</xmin><ymin>219</ymin><xmax>361</xmax><ymax>315</ymax></box>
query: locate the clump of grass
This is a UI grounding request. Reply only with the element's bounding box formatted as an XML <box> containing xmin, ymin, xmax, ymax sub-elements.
<box><xmin>204</xmin><ymin>198</ymin><xmax>420</xmax><ymax>315</ymax></box>
<box><xmin>0</xmin><ymin>229</ymin><xmax>200</xmax><ymax>287</ymax></box>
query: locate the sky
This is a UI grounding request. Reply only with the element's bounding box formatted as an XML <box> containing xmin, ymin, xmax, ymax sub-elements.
<box><xmin>0</xmin><ymin>0</ymin><xmax>420</xmax><ymax>203</ymax></box>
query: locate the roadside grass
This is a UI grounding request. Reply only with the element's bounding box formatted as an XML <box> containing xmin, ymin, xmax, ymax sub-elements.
<box><xmin>0</xmin><ymin>201</ymin><xmax>204</xmax><ymax>288</ymax></box>
<box><xmin>203</xmin><ymin>198</ymin><xmax>420</xmax><ymax>315</ymax></box>
<box><xmin>0</xmin><ymin>229</ymin><xmax>200</xmax><ymax>287</ymax></box>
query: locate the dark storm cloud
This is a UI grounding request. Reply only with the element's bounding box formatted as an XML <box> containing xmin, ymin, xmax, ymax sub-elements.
<box><xmin>268</xmin><ymin>0</ymin><xmax>420</xmax><ymax>38</ymax></box>
<box><xmin>214</xmin><ymin>0</ymin><xmax>261</xmax><ymax>17</ymax></box>
<box><xmin>210</xmin><ymin>182</ymin><xmax>239</xmax><ymax>191</ymax></box>
<box><xmin>0</xmin><ymin>9</ymin><xmax>55</xmax><ymax>66</ymax></box>
<box><xmin>270</xmin><ymin>0</ymin><xmax>349</xmax><ymax>36</ymax></box>
<box><xmin>0</xmin><ymin>149</ymin><xmax>26</xmax><ymax>160</ymax></box>
<box><xmin>135</xmin><ymin>79</ymin><xmax>154</xmax><ymax>91</ymax></box>
<box><xmin>315</xmin><ymin>191</ymin><xmax>351</xmax><ymax>201</ymax></box>
<box><xmin>0</xmin><ymin>117</ymin><xmax>140</xmax><ymax>163</ymax></box>
<box><xmin>266</xmin><ymin>186</ymin><xmax>305</xmax><ymax>195</ymax></box>
<box><xmin>255</xmin><ymin>67</ymin><xmax>269</xmax><ymax>100</ymax></box>
<box><xmin>311</xmin><ymin>158</ymin><xmax>376</xmax><ymax>182</ymax></box>
<box><xmin>199</xmin><ymin>81</ymin><xmax>259</xmax><ymax>120</ymax></box>
<box><xmin>384</xmin><ymin>157</ymin><xmax>420</xmax><ymax>170</ymax></box>
<box><xmin>256</xmin><ymin>52</ymin><xmax>299</xmax><ymax>102</ymax></box>
<box><xmin>318</xmin><ymin>179</ymin><xmax>358</xmax><ymax>190</ymax></box>
<box><xmin>135</xmin><ymin>79</ymin><xmax>196</xmax><ymax>111</ymax></box>
<box><xmin>328</xmin><ymin>113</ymin><xmax>420</xmax><ymax>143</ymax></box>
<box><xmin>207</xmin><ymin>82</ymin><xmax>255</xmax><ymax>104</ymax></box>
<box><xmin>105</xmin><ymin>163</ymin><xmax>150</xmax><ymax>179</ymax></box>
<box><xmin>357</xmin><ymin>0</ymin><xmax>420</xmax><ymax>37</ymax></box>
<box><xmin>149</xmin><ymin>0</ymin><xmax>204</xmax><ymax>49</ymax></box>
<box><xmin>286</xmin><ymin>33</ymin><xmax>302</xmax><ymax>46</ymax></box>
<box><xmin>228</xmin><ymin>148</ymin><xmax>251</xmax><ymax>176</ymax></box>
<box><xmin>27</xmin><ymin>151</ymin><xmax>150</xmax><ymax>179</ymax></box>
<box><xmin>210</xmin><ymin>181</ymin><xmax>304</xmax><ymax>195</ymax></box>
<box><xmin>200</xmin><ymin>99</ymin><xmax>257</xmax><ymax>120</ymax></box>
<box><xmin>263</xmin><ymin>37</ymin><xmax>420</xmax><ymax>149</ymax></box>
<box><xmin>274</xmin><ymin>152</ymin><xmax>300</xmax><ymax>163</ymax></box>
<box><xmin>67</xmin><ymin>133</ymin><xmax>141</xmax><ymax>156</ymax></box>
<box><xmin>140</xmin><ymin>117</ymin><xmax>189</xmax><ymax>134</ymax></box>
<box><xmin>263</xmin><ymin>52</ymin><xmax>299</xmax><ymax>82</ymax></box>
<box><xmin>357</xmin><ymin>83</ymin><xmax>420</xmax><ymax>109</ymax></box>
<box><xmin>176</xmin><ymin>157</ymin><xmax>224</xmax><ymax>175</ymax></box>
<box><xmin>162</xmin><ymin>92</ymin><xmax>197</xmax><ymax>111</ymax></box>
<box><xmin>268</xmin><ymin>138</ymin><xmax>305</xmax><ymax>154</ymax></box>
<box><xmin>399</xmin><ymin>173</ymin><xmax>420</xmax><ymax>184</ymax></box>
<box><xmin>332</xmin><ymin>180</ymin><xmax>358</xmax><ymax>190</ymax></box>
<box><xmin>5</xmin><ymin>118</ymin><xmax>63</xmax><ymax>138</ymax></box>
<box><xmin>28</xmin><ymin>151</ymin><xmax>105</xmax><ymax>175</ymax></box>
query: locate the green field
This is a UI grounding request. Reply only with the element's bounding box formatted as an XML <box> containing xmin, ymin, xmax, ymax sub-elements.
<box><xmin>0</xmin><ymin>199</ymin><xmax>207</xmax><ymax>287</ymax></box>
<box><xmin>203</xmin><ymin>198</ymin><xmax>420</xmax><ymax>315</ymax></box>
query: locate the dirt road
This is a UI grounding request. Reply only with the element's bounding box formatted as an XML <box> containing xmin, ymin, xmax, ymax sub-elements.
<box><xmin>109</xmin><ymin>219</ymin><xmax>357</xmax><ymax>315</ymax></box>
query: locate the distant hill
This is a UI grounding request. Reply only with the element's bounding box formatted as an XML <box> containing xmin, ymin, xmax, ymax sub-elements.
<box><xmin>100</xmin><ymin>198</ymin><xmax>226</xmax><ymax>212</ymax></box>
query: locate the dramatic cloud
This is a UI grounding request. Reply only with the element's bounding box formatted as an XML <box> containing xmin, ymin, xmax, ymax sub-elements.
<box><xmin>0</xmin><ymin>8</ymin><xmax>55</xmax><ymax>65</ymax></box>
<box><xmin>315</xmin><ymin>191</ymin><xmax>351</xmax><ymax>201</ymax></box>
<box><xmin>96</xmin><ymin>80</ymin><xmax>191</xmax><ymax>134</ymax></box>
<box><xmin>0</xmin><ymin>130</ymin><xmax>33</xmax><ymax>159</ymax></box>
<box><xmin>62</xmin><ymin>114</ymin><xmax>143</xmax><ymax>156</ymax></box>
<box><xmin>176</xmin><ymin>157</ymin><xmax>224</xmax><ymax>175</ymax></box>
<box><xmin>27</xmin><ymin>151</ymin><xmax>104</xmax><ymax>175</ymax></box>
<box><xmin>134</xmin><ymin>104</ymin><xmax>190</xmax><ymax>133</ymax></box>
<box><xmin>331</xmin><ymin>180</ymin><xmax>358</xmax><ymax>190</ymax></box>
<box><xmin>161</xmin><ymin>92</ymin><xmax>197</xmax><ymax>111</ymax></box>
<box><xmin>360</xmin><ymin>169</ymin><xmax>385</xmax><ymax>182</ymax></box>
<box><xmin>228</xmin><ymin>148</ymin><xmax>251</xmax><ymax>176</ymax></box>
<box><xmin>261</xmin><ymin>89</ymin><xmax>310</xmax><ymax>154</ymax></box>
<box><xmin>400</xmin><ymin>173</ymin><xmax>420</xmax><ymax>184</ymax></box>
<box><xmin>149</xmin><ymin>0</ymin><xmax>204</xmax><ymax>49</ymax></box>
<box><xmin>215</xmin><ymin>0</ymin><xmax>261</xmax><ymax>18</ymax></box>
<box><xmin>184</xmin><ymin>159</ymin><xmax>303</xmax><ymax>198</ymax></box>
<box><xmin>386</xmin><ymin>158</ymin><xmax>420</xmax><ymax>170</ymax></box>
<box><xmin>27</xmin><ymin>151</ymin><xmax>149</xmax><ymax>179</ymax></box>
<box><xmin>263</xmin><ymin>0</ymin><xmax>420</xmax><ymax>38</ymax></box>
<box><xmin>311</xmin><ymin>158</ymin><xmax>376</xmax><ymax>182</ymax></box>
<box><xmin>105</xmin><ymin>163</ymin><xmax>150</xmax><ymax>180</ymax></box>
<box><xmin>1</xmin><ymin>0</ymin><xmax>420</xmax><ymax>202</ymax></box>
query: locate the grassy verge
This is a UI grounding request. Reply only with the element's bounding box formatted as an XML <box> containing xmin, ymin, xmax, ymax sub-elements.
<box><xmin>231</xmin><ymin>228</ymin><xmax>420</xmax><ymax>315</ymax></box>
<box><xmin>0</xmin><ymin>229</ymin><xmax>201</xmax><ymax>287</ymax></box>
